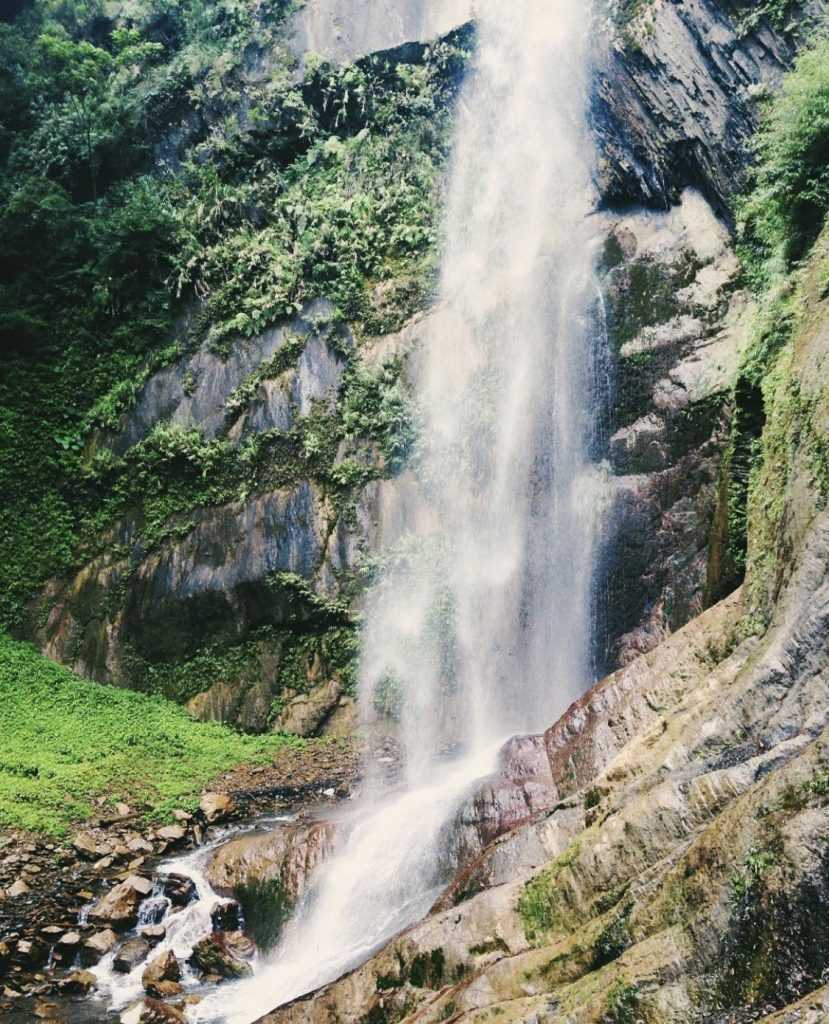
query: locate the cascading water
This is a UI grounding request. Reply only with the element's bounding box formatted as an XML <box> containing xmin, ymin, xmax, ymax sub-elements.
<box><xmin>197</xmin><ymin>1</ymin><xmax>607</xmax><ymax>1020</ymax></box>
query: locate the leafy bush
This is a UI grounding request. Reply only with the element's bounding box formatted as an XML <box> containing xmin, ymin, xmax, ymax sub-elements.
<box><xmin>738</xmin><ymin>33</ymin><xmax>829</xmax><ymax>278</ymax></box>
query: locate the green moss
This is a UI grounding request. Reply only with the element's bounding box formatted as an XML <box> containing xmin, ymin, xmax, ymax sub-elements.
<box><xmin>591</xmin><ymin>904</ymin><xmax>632</xmax><ymax>969</ymax></box>
<box><xmin>517</xmin><ymin>840</ymin><xmax>582</xmax><ymax>944</ymax></box>
<box><xmin>235</xmin><ymin>877</ymin><xmax>293</xmax><ymax>950</ymax></box>
<box><xmin>603</xmin><ymin>980</ymin><xmax>640</xmax><ymax>1024</ymax></box>
<box><xmin>0</xmin><ymin>634</ymin><xmax>301</xmax><ymax>835</ymax></box>
<box><xmin>408</xmin><ymin>948</ymin><xmax>446</xmax><ymax>989</ymax></box>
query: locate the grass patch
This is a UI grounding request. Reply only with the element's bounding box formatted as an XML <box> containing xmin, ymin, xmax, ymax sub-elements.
<box><xmin>0</xmin><ymin>634</ymin><xmax>302</xmax><ymax>835</ymax></box>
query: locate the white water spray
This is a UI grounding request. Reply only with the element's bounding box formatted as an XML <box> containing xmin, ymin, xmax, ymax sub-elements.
<box><xmin>197</xmin><ymin>1</ymin><xmax>605</xmax><ymax>1019</ymax></box>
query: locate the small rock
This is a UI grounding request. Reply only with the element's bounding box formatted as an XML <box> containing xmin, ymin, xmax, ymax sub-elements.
<box><xmin>40</xmin><ymin>925</ymin><xmax>63</xmax><ymax>937</ymax></box>
<box><xmin>60</xmin><ymin>969</ymin><xmax>97</xmax><ymax>994</ymax></box>
<box><xmin>211</xmin><ymin>900</ymin><xmax>242</xmax><ymax>932</ymax></box>
<box><xmin>127</xmin><ymin>837</ymin><xmax>153</xmax><ymax>855</ymax></box>
<box><xmin>58</xmin><ymin>931</ymin><xmax>81</xmax><ymax>948</ymax></box>
<box><xmin>7</xmin><ymin>879</ymin><xmax>30</xmax><ymax>897</ymax></box>
<box><xmin>121</xmin><ymin>998</ymin><xmax>185</xmax><ymax>1024</ymax></box>
<box><xmin>114</xmin><ymin>937</ymin><xmax>151</xmax><ymax>973</ymax></box>
<box><xmin>33</xmin><ymin>1001</ymin><xmax>59</xmax><ymax>1019</ymax></box>
<box><xmin>3</xmin><ymin>985</ymin><xmax>22</xmax><ymax>998</ymax></box>
<box><xmin>88</xmin><ymin>877</ymin><xmax>152</xmax><ymax>929</ymax></box>
<box><xmin>116</xmin><ymin>803</ymin><xmax>132</xmax><ymax>817</ymax></box>
<box><xmin>94</xmin><ymin>855</ymin><xmax>115</xmax><ymax>871</ymax></box>
<box><xmin>199</xmin><ymin>792</ymin><xmax>235</xmax><ymax>824</ymax></box>
<box><xmin>172</xmin><ymin>810</ymin><xmax>191</xmax><ymax>822</ymax></box>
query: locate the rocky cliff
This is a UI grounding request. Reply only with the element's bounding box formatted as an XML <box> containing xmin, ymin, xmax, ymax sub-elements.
<box><xmin>26</xmin><ymin>0</ymin><xmax>825</xmax><ymax>732</ymax></box>
<box><xmin>255</xmin><ymin>214</ymin><xmax>829</xmax><ymax>1024</ymax></box>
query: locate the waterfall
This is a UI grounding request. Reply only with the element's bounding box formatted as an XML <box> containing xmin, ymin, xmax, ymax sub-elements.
<box><xmin>196</xmin><ymin>1</ymin><xmax>606</xmax><ymax>1019</ymax></box>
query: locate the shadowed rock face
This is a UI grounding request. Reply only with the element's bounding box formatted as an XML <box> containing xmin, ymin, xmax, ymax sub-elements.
<box><xmin>598</xmin><ymin>189</ymin><xmax>753</xmax><ymax>667</ymax></box>
<box><xmin>593</xmin><ymin>0</ymin><xmax>827</xmax><ymax>213</ymax></box>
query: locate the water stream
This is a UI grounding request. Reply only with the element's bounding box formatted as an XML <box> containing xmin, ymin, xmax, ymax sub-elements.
<box><xmin>192</xmin><ymin>0</ymin><xmax>608</xmax><ymax>1020</ymax></box>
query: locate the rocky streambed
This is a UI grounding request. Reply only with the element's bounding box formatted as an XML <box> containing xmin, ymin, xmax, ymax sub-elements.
<box><xmin>0</xmin><ymin>742</ymin><xmax>359</xmax><ymax>1022</ymax></box>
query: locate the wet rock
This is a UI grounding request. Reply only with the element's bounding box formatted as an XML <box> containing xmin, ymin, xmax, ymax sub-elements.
<box><xmin>122</xmin><ymin>999</ymin><xmax>186</xmax><ymax>1024</ymax></box>
<box><xmin>57</xmin><ymin>930</ymin><xmax>80</xmax><ymax>949</ymax></box>
<box><xmin>114</xmin><ymin>937</ymin><xmax>151</xmax><ymax>973</ymax></box>
<box><xmin>81</xmin><ymin>928</ymin><xmax>118</xmax><ymax>964</ymax></box>
<box><xmin>60</xmin><ymin>969</ymin><xmax>98</xmax><ymax>994</ymax></box>
<box><xmin>207</xmin><ymin>820</ymin><xmax>336</xmax><ymax>903</ymax></box>
<box><xmin>189</xmin><ymin>933</ymin><xmax>253</xmax><ymax>980</ymax></box>
<box><xmin>222</xmin><ymin>930</ymin><xmax>256</xmax><ymax>960</ymax></box>
<box><xmin>160</xmin><ymin>873</ymin><xmax>196</xmax><ymax>907</ymax></box>
<box><xmin>140</xmin><ymin>924</ymin><xmax>166</xmax><ymax>945</ymax></box>
<box><xmin>88</xmin><ymin>876</ymin><xmax>153</xmax><ymax>929</ymax></box>
<box><xmin>211</xmin><ymin>900</ymin><xmax>242</xmax><ymax>932</ymax></box>
<box><xmin>142</xmin><ymin>949</ymin><xmax>181</xmax><ymax>997</ymax></box>
<box><xmin>15</xmin><ymin>937</ymin><xmax>47</xmax><ymax>966</ymax></box>
<box><xmin>199</xmin><ymin>792</ymin><xmax>235</xmax><ymax>824</ymax></box>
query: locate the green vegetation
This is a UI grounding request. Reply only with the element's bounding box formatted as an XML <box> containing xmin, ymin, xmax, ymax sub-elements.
<box><xmin>517</xmin><ymin>840</ymin><xmax>582</xmax><ymax>943</ymax></box>
<box><xmin>602</xmin><ymin>980</ymin><xmax>640</xmax><ymax>1024</ymax></box>
<box><xmin>0</xmin><ymin>634</ymin><xmax>301</xmax><ymax>834</ymax></box>
<box><xmin>711</xmin><ymin>29</ymin><xmax>829</xmax><ymax>624</ymax></box>
<box><xmin>235</xmin><ymin>876</ymin><xmax>293</xmax><ymax>950</ymax></box>
<box><xmin>0</xmin><ymin>0</ymin><xmax>469</xmax><ymax>642</ymax></box>
<box><xmin>738</xmin><ymin>34</ymin><xmax>829</xmax><ymax>278</ymax></box>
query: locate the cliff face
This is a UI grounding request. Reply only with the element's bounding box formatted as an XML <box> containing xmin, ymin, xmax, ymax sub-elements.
<box><xmin>255</xmin><ymin>221</ymin><xmax>829</xmax><ymax>1024</ymax></box>
<box><xmin>29</xmin><ymin>0</ymin><xmax>825</xmax><ymax>728</ymax></box>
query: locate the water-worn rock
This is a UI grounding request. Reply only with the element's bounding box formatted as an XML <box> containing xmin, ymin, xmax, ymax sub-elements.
<box><xmin>122</xmin><ymin>999</ymin><xmax>186</xmax><ymax>1024</ymax></box>
<box><xmin>160</xmin><ymin>873</ymin><xmax>196</xmax><ymax>907</ymax></box>
<box><xmin>60</xmin><ymin>970</ymin><xmax>97</xmax><ymax>994</ymax></box>
<box><xmin>207</xmin><ymin>819</ymin><xmax>337</xmax><ymax>902</ymax></box>
<box><xmin>189</xmin><ymin>933</ymin><xmax>253</xmax><ymax>980</ymax></box>
<box><xmin>114</xmin><ymin>937</ymin><xmax>151</xmax><ymax>973</ymax></box>
<box><xmin>142</xmin><ymin>949</ymin><xmax>181</xmax><ymax>997</ymax></box>
<box><xmin>81</xmin><ymin>928</ymin><xmax>118</xmax><ymax>965</ymax></box>
<box><xmin>199</xmin><ymin>792</ymin><xmax>236</xmax><ymax>824</ymax></box>
<box><xmin>88</xmin><ymin>876</ymin><xmax>152</xmax><ymax>929</ymax></box>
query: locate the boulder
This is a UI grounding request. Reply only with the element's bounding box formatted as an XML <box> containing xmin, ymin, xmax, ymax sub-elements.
<box><xmin>207</xmin><ymin>820</ymin><xmax>336</xmax><ymax>901</ymax></box>
<box><xmin>156</xmin><ymin>825</ymin><xmax>186</xmax><ymax>845</ymax></box>
<box><xmin>114</xmin><ymin>937</ymin><xmax>151</xmax><ymax>973</ymax></box>
<box><xmin>160</xmin><ymin>872</ymin><xmax>196</xmax><ymax>907</ymax></box>
<box><xmin>142</xmin><ymin>949</ymin><xmax>181</xmax><ymax>997</ymax></box>
<box><xmin>88</xmin><ymin>876</ymin><xmax>152</xmax><ymax>929</ymax></box>
<box><xmin>199</xmin><ymin>792</ymin><xmax>235</xmax><ymax>824</ymax></box>
<box><xmin>189</xmin><ymin>933</ymin><xmax>253</xmax><ymax>980</ymax></box>
<box><xmin>121</xmin><ymin>1000</ymin><xmax>185</xmax><ymax>1024</ymax></box>
<box><xmin>60</xmin><ymin>969</ymin><xmax>97</xmax><ymax>994</ymax></box>
<box><xmin>81</xmin><ymin>928</ymin><xmax>118</xmax><ymax>964</ymax></box>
